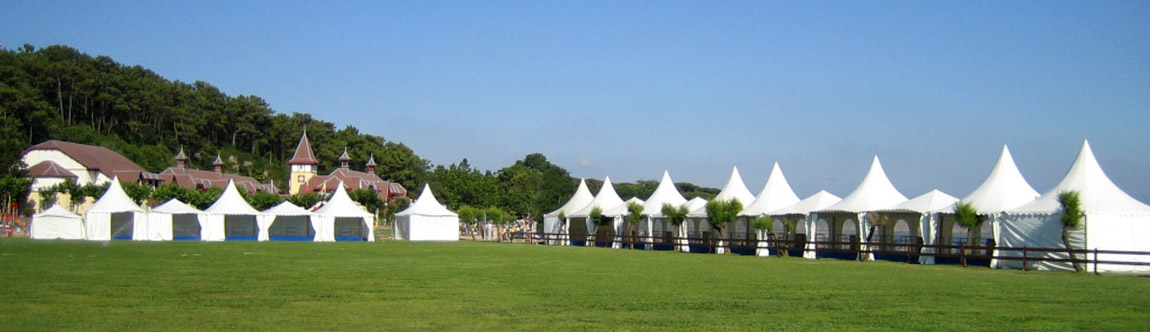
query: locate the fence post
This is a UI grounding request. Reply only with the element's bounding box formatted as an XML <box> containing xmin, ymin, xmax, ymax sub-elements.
<box><xmin>961</xmin><ymin>243</ymin><xmax>967</xmax><ymax>267</ymax></box>
<box><xmin>1094</xmin><ymin>248</ymin><xmax>1099</xmax><ymax>275</ymax></box>
<box><xmin>1022</xmin><ymin>246</ymin><xmax>1028</xmax><ymax>271</ymax></box>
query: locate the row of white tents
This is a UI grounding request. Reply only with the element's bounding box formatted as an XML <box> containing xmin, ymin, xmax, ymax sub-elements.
<box><xmin>544</xmin><ymin>141</ymin><xmax>1150</xmax><ymax>272</ymax></box>
<box><xmin>31</xmin><ymin>179</ymin><xmax>377</xmax><ymax>242</ymax></box>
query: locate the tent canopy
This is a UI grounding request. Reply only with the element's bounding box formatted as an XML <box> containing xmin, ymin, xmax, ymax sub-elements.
<box><xmin>204</xmin><ymin>180</ymin><xmax>261</xmax><ymax>215</ymax></box>
<box><xmin>880</xmin><ymin>190</ymin><xmax>958</xmax><ymax>214</ymax></box>
<box><xmin>689</xmin><ymin>167</ymin><xmax>756</xmax><ymax>217</ymax></box>
<box><xmin>949</xmin><ymin>145</ymin><xmax>1040</xmax><ymax>213</ymax></box>
<box><xmin>87</xmin><ymin>177</ymin><xmax>144</xmax><ymax>213</ymax></box>
<box><xmin>315</xmin><ymin>182</ymin><xmax>374</xmax><ymax>218</ymax></box>
<box><xmin>819</xmin><ymin>156</ymin><xmax>908</xmax><ymax>213</ymax></box>
<box><xmin>741</xmin><ymin>163</ymin><xmax>801</xmax><ymax>217</ymax></box>
<box><xmin>396</xmin><ymin>184</ymin><xmax>458</xmax><ymax>218</ymax></box>
<box><xmin>770</xmin><ymin>190</ymin><xmax>842</xmax><ymax>216</ymax></box>
<box><xmin>640</xmin><ymin>171</ymin><xmax>688</xmax><ymax>218</ymax></box>
<box><xmin>153</xmin><ymin>199</ymin><xmax>202</xmax><ymax>214</ymax></box>
<box><xmin>1010</xmin><ymin>140</ymin><xmax>1150</xmax><ymax>214</ymax></box>
<box><xmin>263</xmin><ymin>201</ymin><xmax>312</xmax><ymax>216</ymax></box>
<box><xmin>570</xmin><ymin>176</ymin><xmax>626</xmax><ymax>218</ymax></box>
<box><xmin>544</xmin><ymin>179</ymin><xmax>594</xmax><ymax>218</ymax></box>
<box><xmin>32</xmin><ymin>205</ymin><xmax>85</xmax><ymax>240</ymax></box>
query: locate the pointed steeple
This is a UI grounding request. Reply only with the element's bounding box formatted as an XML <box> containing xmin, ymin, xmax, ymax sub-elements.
<box><xmin>212</xmin><ymin>154</ymin><xmax>224</xmax><ymax>173</ymax></box>
<box><xmin>287</xmin><ymin>130</ymin><xmax>319</xmax><ymax>166</ymax></box>
<box><xmin>366</xmin><ymin>153</ymin><xmax>377</xmax><ymax>173</ymax></box>
<box><xmin>339</xmin><ymin>147</ymin><xmax>351</xmax><ymax>168</ymax></box>
<box><xmin>174</xmin><ymin>147</ymin><xmax>188</xmax><ymax>168</ymax></box>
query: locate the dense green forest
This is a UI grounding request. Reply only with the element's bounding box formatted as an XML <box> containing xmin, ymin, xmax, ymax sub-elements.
<box><xmin>0</xmin><ymin>44</ymin><xmax>716</xmax><ymax>220</ymax></box>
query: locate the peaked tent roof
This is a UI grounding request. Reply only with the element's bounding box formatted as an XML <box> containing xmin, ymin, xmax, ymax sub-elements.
<box><xmin>570</xmin><ymin>176</ymin><xmax>626</xmax><ymax>217</ymax></box>
<box><xmin>771</xmin><ymin>190</ymin><xmax>842</xmax><ymax>216</ymax></box>
<box><xmin>152</xmin><ymin>199</ymin><xmax>202</xmax><ymax>214</ymax></box>
<box><xmin>641</xmin><ymin>171</ymin><xmax>688</xmax><ymax>217</ymax></box>
<box><xmin>956</xmin><ymin>145</ymin><xmax>1041</xmax><ymax>213</ymax></box>
<box><xmin>684</xmin><ymin>197</ymin><xmax>708</xmax><ymax>213</ymax></box>
<box><xmin>87</xmin><ymin>177</ymin><xmax>144</xmax><ymax>213</ymax></box>
<box><xmin>545</xmin><ymin>179</ymin><xmax>595</xmax><ymax>217</ymax></box>
<box><xmin>288</xmin><ymin>131</ymin><xmax>319</xmax><ymax>165</ymax></box>
<box><xmin>713</xmin><ymin>166</ymin><xmax>756</xmax><ymax>205</ymax></box>
<box><xmin>820</xmin><ymin>156</ymin><xmax>908</xmax><ymax>213</ymax></box>
<box><xmin>315</xmin><ymin>181</ymin><xmax>374</xmax><ymax>218</ymax></box>
<box><xmin>396</xmin><ymin>184</ymin><xmax>457</xmax><ymax>217</ymax></box>
<box><xmin>741</xmin><ymin>163</ymin><xmax>801</xmax><ymax>216</ymax></box>
<box><xmin>37</xmin><ymin>204</ymin><xmax>82</xmax><ymax>218</ymax></box>
<box><xmin>204</xmin><ymin>180</ymin><xmax>262</xmax><ymax>215</ymax></box>
<box><xmin>1010</xmin><ymin>140</ymin><xmax>1150</xmax><ymax>214</ymax></box>
<box><xmin>262</xmin><ymin>201</ymin><xmax>312</xmax><ymax>216</ymax></box>
<box><xmin>881</xmin><ymin>190</ymin><xmax>958</xmax><ymax>213</ymax></box>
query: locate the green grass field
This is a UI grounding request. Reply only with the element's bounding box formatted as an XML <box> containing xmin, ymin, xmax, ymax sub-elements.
<box><xmin>1</xmin><ymin>239</ymin><xmax>1148</xmax><ymax>331</ymax></box>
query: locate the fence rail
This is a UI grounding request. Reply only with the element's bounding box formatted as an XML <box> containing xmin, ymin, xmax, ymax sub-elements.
<box><xmin>527</xmin><ymin>232</ymin><xmax>1150</xmax><ymax>273</ymax></box>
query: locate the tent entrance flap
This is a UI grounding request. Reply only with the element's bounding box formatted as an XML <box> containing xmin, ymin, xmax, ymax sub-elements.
<box><xmin>269</xmin><ymin>216</ymin><xmax>315</xmax><ymax>241</ymax></box>
<box><xmin>172</xmin><ymin>215</ymin><xmax>201</xmax><ymax>240</ymax></box>
<box><xmin>111</xmin><ymin>212</ymin><xmax>134</xmax><ymax>240</ymax></box>
<box><xmin>224</xmin><ymin>215</ymin><xmax>258</xmax><ymax>241</ymax></box>
<box><xmin>334</xmin><ymin>217</ymin><xmax>367</xmax><ymax>241</ymax></box>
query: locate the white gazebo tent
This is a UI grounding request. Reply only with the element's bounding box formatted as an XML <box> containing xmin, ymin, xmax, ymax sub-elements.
<box><xmin>147</xmin><ymin>199</ymin><xmax>204</xmax><ymax>241</ymax></box>
<box><xmin>543</xmin><ymin>179</ymin><xmax>594</xmax><ymax>245</ymax></box>
<box><xmin>738</xmin><ymin>163</ymin><xmax>802</xmax><ymax>256</ymax></box>
<box><xmin>84</xmin><ymin>177</ymin><xmax>147</xmax><ymax>241</ymax></box>
<box><xmin>812</xmin><ymin>156</ymin><xmax>909</xmax><ymax>260</ymax></box>
<box><xmin>203</xmin><ymin>180</ymin><xmax>262</xmax><ymax>241</ymax></box>
<box><xmin>769</xmin><ymin>190</ymin><xmax>842</xmax><ymax>259</ymax></box>
<box><xmin>686</xmin><ymin>166</ymin><xmax>756</xmax><ymax>254</ymax></box>
<box><xmin>932</xmin><ymin>145</ymin><xmax>1040</xmax><ymax>265</ymax></box>
<box><xmin>639</xmin><ymin>171</ymin><xmax>689</xmax><ymax>250</ymax></box>
<box><xmin>876</xmin><ymin>190</ymin><xmax>958</xmax><ymax>263</ymax></box>
<box><xmin>259</xmin><ymin>201</ymin><xmax>316</xmax><ymax>241</ymax></box>
<box><xmin>395</xmin><ymin>184</ymin><xmax>459</xmax><ymax>241</ymax></box>
<box><xmin>1001</xmin><ymin>141</ymin><xmax>1150</xmax><ymax>272</ymax></box>
<box><xmin>568</xmin><ymin>176</ymin><xmax>626</xmax><ymax>247</ymax></box>
<box><xmin>314</xmin><ymin>182</ymin><xmax>376</xmax><ymax>242</ymax></box>
<box><xmin>31</xmin><ymin>205</ymin><xmax>85</xmax><ymax>240</ymax></box>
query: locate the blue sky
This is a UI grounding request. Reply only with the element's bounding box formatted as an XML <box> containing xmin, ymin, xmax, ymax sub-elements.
<box><xmin>4</xmin><ymin>1</ymin><xmax>1149</xmax><ymax>202</ymax></box>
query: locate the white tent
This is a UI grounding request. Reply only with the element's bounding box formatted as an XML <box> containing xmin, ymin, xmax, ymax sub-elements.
<box><xmin>543</xmin><ymin>178</ymin><xmax>594</xmax><ymax>244</ymax></box>
<box><xmin>931</xmin><ymin>145</ymin><xmax>1040</xmax><ymax>265</ymax></box>
<box><xmin>684</xmin><ymin>166</ymin><xmax>756</xmax><ymax>254</ymax></box>
<box><xmin>770</xmin><ymin>190</ymin><xmax>842</xmax><ymax>259</ymax></box>
<box><xmin>738</xmin><ymin>163</ymin><xmax>802</xmax><ymax>256</ymax></box>
<box><xmin>203</xmin><ymin>180</ymin><xmax>262</xmax><ymax>241</ymax></box>
<box><xmin>639</xmin><ymin>171</ymin><xmax>689</xmax><ymax>250</ymax></box>
<box><xmin>259</xmin><ymin>201</ymin><xmax>316</xmax><ymax>241</ymax></box>
<box><xmin>812</xmin><ymin>156</ymin><xmax>908</xmax><ymax>260</ymax></box>
<box><xmin>314</xmin><ymin>182</ymin><xmax>376</xmax><ymax>242</ymax></box>
<box><xmin>569</xmin><ymin>176</ymin><xmax>627</xmax><ymax>247</ymax></box>
<box><xmin>876</xmin><ymin>190</ymin><xmax>958</xmax><ymax>263</ymax></box>
<box><xmin>84</xmin><ymin>177</ymin><xmax>147</xmax><ymax>241</ymax></box>
<box><xmin>31</xmin><ymin>205</ymin><xmax>85</xmax><ymax>240</ymax></box>
<box><xmin>1001</xmin><ymin>141</ymin><xmax>1150</xmax><ymax>272</ymax></box>
<box><xmin>395</xmin><ymin>184</ymin><xmax>459</xmax><ymax>241</ymax></box>
<box><xmin>147</xmin><ymin>199</ymin><xmax>204</xmax><ymax>241</ymax></box>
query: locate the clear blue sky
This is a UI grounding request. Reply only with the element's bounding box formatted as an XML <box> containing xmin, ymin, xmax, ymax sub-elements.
<box><xmin>5</xmin><ymin>1</ymin><xmax>1149</xmax><ymax>202</ymax></box>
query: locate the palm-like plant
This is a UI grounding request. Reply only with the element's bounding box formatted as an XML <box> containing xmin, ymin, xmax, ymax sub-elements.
<box><xmin>705</xmin><ymin>199</ymin><xmax>742</xmax><ymax>254</ymax></box>
<box><xmin>662</xmin><ymin>203</ymin><xmax>689</xmax><ymax>252</ymax></box>
<box><xmin>953</xmin><ymin>201</ymin><xmax>986</xmax><ymax>266</ymax></box>
<box><xmin>1058</xmin><ymin>191</ymin><xmax>1085</xmax><ymax>272</ymax></box>
<box><xmin>626</xmin><ymin>202</ymin><xmax>644</xmax><ymax>249</ymax></box>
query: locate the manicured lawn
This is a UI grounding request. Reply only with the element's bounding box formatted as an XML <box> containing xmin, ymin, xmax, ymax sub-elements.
<box><xmin>1</xmin><ymin>239</ymin><xmax>1148</xmax><ymax>331</ymax></box>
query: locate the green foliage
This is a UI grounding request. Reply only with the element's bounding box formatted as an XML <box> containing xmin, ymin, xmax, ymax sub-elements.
<box><xmin>661</xmin><ymin>203</ymin><xmax>689</xmax><ymax>226</ymax></box>
<box><xmin>0</xmin><ymin>176</ymin><xmax>32</xmax><ymax>208</ymax></box>
<box><xmin>1058</xmin><ymin>191</ymin><xmax>1084</xmax><ymax>229</ymax></box>
<box><xmin>752</xmin><ymin>215</ymin><xmax>772</xmax><ymax>231</ymax></box>
<box><xmin>246</xmin><ymin>191</ymin><xmax>282</xmax><ymax>210</ymax></box>
<box><xmin>626</xmin><ymin>201</ymin><xmax>644</xmax><ymax>225</ymax></box>
<box><xmin>704</xmin><ymin>199</ymin><xmax>742</xmax><ymax>231</ymax></box>
<box><xmin>347</xmin><ymin>189</ymin><xmax>384</xmax><ymax>213</ymax></box>
<box><xmin>954</xmin><ymin>201</ymin><xmax>983</xmax><ymax>230</ymax></box>
<box><xmin>589</xmin><ymin>206</ymin><xmax>607</xmax><ymax>226</ymax></box>
<box><xmin>120</xmin><ymin>181</ymin><xmax>153</xmax><ymax>204</ymax></box>
<box><xmin>38</xmin><ymin>190</ymin><xmax>57</xmax><ymax>210</ymax></box>
<box><xmin>457</xmin><ymin>205</ymin><xmax>479</xmax><ymax>224</ymax></box>
<box><xmin>286</xmin><ymin>192</ymin><xmax>321</xmax><ymax>209</ymax></box>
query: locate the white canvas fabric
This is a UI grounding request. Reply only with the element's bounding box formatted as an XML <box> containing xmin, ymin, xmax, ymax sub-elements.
<box><xmin>259</xmin><ymin>201</ymin><xmax>314</xmax><ymax>241</ymax></box>
<box><xmin>1002</xmin><ymin>141</ymin><xmax>1150</xmax><ymax>272</ymax></box>
<box><xmin>202</xmin><ymin>180</ymin><xmax>263</xmax><ymax>241</ymax></box>
<box><xmin>84</xmin><ymin>177</ymin><xmax>148</xmax><ymax>241</ymax></box>
<box><xmin>688</xmin><ymin>167</ymin><xmax>756</xmax><ymax>218</ymax></box>
<box><xmin>768</xmin><ymin>191</ymin><xmax>841</xmax><ymax>259</ymax></box>
<box><xmin>314</xmin><ymin>182</ymin><xmax>376</xmax><ymax>242</ymax></box>
<box><xmin>543</xmin><ymin>179</ymin><xmax>594</xmax><ymax>241</ymax></box>
<box><xmin>147</xmin><ymin>199</ymin><xmax>203</xmax><ymax>241</ymax></box>
<box><xmin>395</xmin><ymin>184</ymin><xmax>459</xmax><ymax>241</ymax></box>
<box><xmin>814</xmin><ymin>157</ymin><xmax>908</xmax><ymax>260</ymax></box>
<box><xmin>568</xmin><ymin>177</ymin><xmax>628</xmax><ymax>247</ymax></box>
<box><xmin>31</xmin><ymin>205</ymin><xmax>84</xmax><ymax>240</ymax></box>
<box><xmin>640</xmin><ymin>171</ymin><xmax>688</xmax><ymax>218</ymax></box>
<box><xmin>878</xmin><ymin>190</ymin><xmax>958</xmax><ymax>265</ymax></box>
<box><xmin>740</xmin><ymin>163</ymin><xmax>801</xmax><ymax>217</ymax></box>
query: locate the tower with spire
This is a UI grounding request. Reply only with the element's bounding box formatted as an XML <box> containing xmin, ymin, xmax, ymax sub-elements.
<box><xmin>287</xmin><ymin>130</ymin><xmax>320</xmax><ymax>195</ymax></box>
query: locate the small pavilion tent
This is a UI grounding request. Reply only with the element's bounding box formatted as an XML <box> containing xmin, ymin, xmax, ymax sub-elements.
<box><xmin>314</xmin><ymin>182</ymin><xmax>376</xmax><ymax>242</ymax></box>
<box><xmin>1001</xmin><ymin>141</ymin><xmax>1150</xmax><ymax>272</ymax></box>
<box><xmin>812</xmin><ymin>156</ymin><xmax>908</xmax><ymax>260</ymax></box>
<box><xmin>259</xmin><ymin>201</ymin><xmax>316</xmax><ymax>241</ymax></box>
<box><xmin>203</xmin><ymin>180</ymin><xmax>262</xmax><ymax>241</ymax></box>
<box><xmin>568</xmin><ymin>176</ymin><xmax>627</xmax><ymax>247</ymax></box>
<box><xmin>769</xmin><ymin>190</ymin><xmax>842</xmax><ymax>259</ymax></box>
<box><xmin>639</xmin><ymin>171</ymin><xmax>689</xmax><ymax>250</ymax></box>
<box><xmin>875</xmin><ymin>190</ymin><xmax>958</xmax><ymax>263</ymax></box>
<box><xmin>931</xmin><ymin>145</ymin><xmax>1039</xmax><ymax>265</ymax></box>
<box><xmin>84</xmin><ymin>177</ymin><xmax>147</xmax><ymax>241</ymax></box>
<box><xmin>543</xmin><ymin>179</ymin><xmax>594</xmax><ymax>245</ymax></box>
<box><xmin>688</xmin><ymin>166</ymin><xmax>756</xmax><ymax>254</ymax></box>
<box><xmin>147</xmin><ymin>199</ymin><xmax>204</xmax><ymax>241</ymax></box>
<box><xmin>31</xmin><ymin>205</ymin><xmax>85</xmax><ymax>240</ymax></box>
<box><xmin>619</xmin><ymin>196</ymin><xmax>645</xmax><ymax>248</ymax></box>
<box><xmin>395</xmin><ymin>184</ymin><xmax>459</xmax><ymax>241</ymax></box>
<box><xmin>738</xmin><ymin>163</ymin><xmax>802</xmax><ymax>256</ymax></box>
